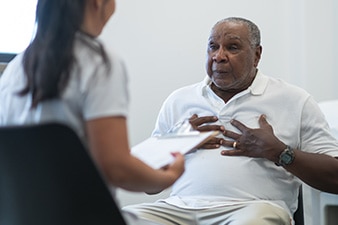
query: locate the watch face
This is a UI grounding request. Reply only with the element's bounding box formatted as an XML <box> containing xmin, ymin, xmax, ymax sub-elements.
<box><xmin>281</xmin><ymin>153</ymin><xmax>293</xmax><ymax>164</ymax></box>
<box><xmin>277</xmin><ymin>147</ymin><xmax>295</xmax><ymax>166</ymax></box>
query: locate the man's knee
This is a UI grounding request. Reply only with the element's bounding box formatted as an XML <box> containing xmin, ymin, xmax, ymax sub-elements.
<box><xmin>230</xmin><ymin>203</ymin><xmax>291</xmax><ymax>225</ymax></box>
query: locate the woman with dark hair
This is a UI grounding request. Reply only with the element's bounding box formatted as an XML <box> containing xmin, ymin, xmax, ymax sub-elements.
<box><xmin>0</xmin><ymin>0</ymin><xmax>184</xmax><ymax>218</ymax></box>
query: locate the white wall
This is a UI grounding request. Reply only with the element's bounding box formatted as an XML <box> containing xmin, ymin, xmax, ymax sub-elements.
<box><xmin>100</xmin><ymin>0</ymin><xmax>338</xmax><ymax>207</ymax></box>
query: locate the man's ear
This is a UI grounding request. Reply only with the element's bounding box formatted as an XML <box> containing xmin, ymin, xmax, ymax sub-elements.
<box><xmin>254</xmin><ymin>45</ymin><xmax>262</xmax><ymax>67</ymax></box>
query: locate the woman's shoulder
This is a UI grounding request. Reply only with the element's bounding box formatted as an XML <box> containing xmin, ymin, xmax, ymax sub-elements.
<box><xmin>0</xmin><ymin>53</ymin><xmax>25</xmax><ymax>86</ymax></box>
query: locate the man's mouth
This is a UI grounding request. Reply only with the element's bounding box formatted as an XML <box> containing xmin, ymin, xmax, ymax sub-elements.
<box><xmin>213</xmin><ymin>70</ymin><xmax>228</xmax><ymax>74</ymax></box>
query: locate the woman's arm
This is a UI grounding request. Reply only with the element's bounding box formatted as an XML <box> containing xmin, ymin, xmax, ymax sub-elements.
<box><xmin>86</xmin><ymin>116</ymin><xmax>185</xmax><ymax>193</ymax></box>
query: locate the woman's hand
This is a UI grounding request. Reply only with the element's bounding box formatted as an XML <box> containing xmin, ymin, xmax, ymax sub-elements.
<box><xmin>147</xmin><ymin>152</ymin><xmax>185</xmax><ymax>194</ymax></box>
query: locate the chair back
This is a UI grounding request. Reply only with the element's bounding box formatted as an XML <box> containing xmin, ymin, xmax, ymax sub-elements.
<box><xmin>0</xmin><ymin>123</ymin><xmax>127</xmax><ymax>225</ymax></box>
<box><xmin>293</xmin><ymin>187</ymin><xmax>304</xmax><ymax>225</ymax></box>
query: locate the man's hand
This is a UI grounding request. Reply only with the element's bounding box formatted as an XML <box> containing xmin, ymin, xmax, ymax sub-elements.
<box><xmin>188</xmin><ymin>114</ymin><xmax>225</xmax><ymax>149</ymax></box>
<box><xmin>221</xmin><ymin>114</ymin><xmax>286</xmax><ymax>162</ymax></box>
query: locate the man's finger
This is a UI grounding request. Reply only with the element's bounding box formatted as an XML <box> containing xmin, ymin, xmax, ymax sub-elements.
<box><xmin>258</xmin><ymin>114</ymin><xmax>273</xmax><ymax>131</ymax></box>
<box><xmin>194</xmin><ymin>116</ymin><xmax>218</xmax><ymax>125</ymax></box>
<box><xmin>197</xmin><ymin>124</ymin><xmax>224</xmax><ymax>132</ymax></box>
<box><xmin>189</xmin><ymin>114</ymin><xmax>198</xmax><ymax>121</ymax></box>
<box><xmin>230</xmin><ymin>119</ymin><xmax>249</xmax><ymax>132</ymax></box>
<box><xmin>223</xmin><ymin>129</ymin><xmax>241</xmax><ymax>140</ymax></box>
<box><xmin>221</xmin><ymin>149</ymin><xmax>246</xmax><ymax>156</ymax></box>
<box><xmin>200</xmin><ymin>143</ymin><xmax>222</xmax><ymax>149</ymax></box>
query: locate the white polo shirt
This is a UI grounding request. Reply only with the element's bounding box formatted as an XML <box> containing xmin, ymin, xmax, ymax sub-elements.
<box><xmin>152</xmin><ymin>71</ymin><xmax>338</xmax><ymax>215</ymax></box>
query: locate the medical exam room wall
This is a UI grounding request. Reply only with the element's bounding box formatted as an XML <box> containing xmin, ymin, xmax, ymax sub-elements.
<box><xmin>99</xmin><ymin>0</ymin><xmax>338</xmax><ymax>208</ymax></box>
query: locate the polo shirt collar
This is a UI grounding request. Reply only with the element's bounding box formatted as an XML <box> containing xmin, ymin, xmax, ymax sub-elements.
<box><xmin>249</xmin><ymin>70</ymin><xmax>269</xmax><ymax>95</ymax></box>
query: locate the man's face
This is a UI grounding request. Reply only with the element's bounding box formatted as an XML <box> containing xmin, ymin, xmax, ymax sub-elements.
<box><xmin>206</xmin><ymin>21</ymin><xmax>261</xmax><ymax>92</ymax></box>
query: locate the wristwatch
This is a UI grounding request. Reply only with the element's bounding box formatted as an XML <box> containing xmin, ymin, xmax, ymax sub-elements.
<box><xmin>276</xmin><ymin>146</ymin><xmax>295</xmax><ymax>166</ymax></box>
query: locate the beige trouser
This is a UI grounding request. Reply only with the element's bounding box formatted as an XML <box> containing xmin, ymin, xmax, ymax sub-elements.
<box><xmin>123</xmin><ymin>201</ymin><xmax>292</xmax><ymax>225</ymax></box>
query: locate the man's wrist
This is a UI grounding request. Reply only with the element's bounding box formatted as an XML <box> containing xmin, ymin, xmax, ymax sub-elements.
<box><xmin>275</xmin><ymin>145</ymin><xmax>295</xmax><ymax>167</ymax></box>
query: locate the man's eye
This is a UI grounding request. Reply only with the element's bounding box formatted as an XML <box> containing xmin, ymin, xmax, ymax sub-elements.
<box><xmin>210</xmin><ymin>46</ymin><xmax>217</xmax><ymax>50</ymax></box>
<box><xmin>208</xmin><ymin>43</ymin><xmax>218</xmax><ymax>50</ymax></box>
<box><xmin>229</xmin><ymin>45</ymin><xmax>239</xmax><ymax>50</ymax></box>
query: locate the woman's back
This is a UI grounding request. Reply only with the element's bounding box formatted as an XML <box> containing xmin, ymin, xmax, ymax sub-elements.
<box><xmin>0</xmin><ymin>33</ymin><xmax>129</xmax><ymax>143</ymax></box>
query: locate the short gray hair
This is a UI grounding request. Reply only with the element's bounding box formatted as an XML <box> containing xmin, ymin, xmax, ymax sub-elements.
<box><xmin>213</xmin><ymin>17</ymin><xmax>261</xmax><ymax>48</ymax></box>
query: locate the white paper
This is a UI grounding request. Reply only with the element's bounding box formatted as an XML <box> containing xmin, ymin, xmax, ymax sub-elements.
<box><xmin>131</xmin><ymin>131</ymin><xmax>217</xmax><ymax>169</ymax></box>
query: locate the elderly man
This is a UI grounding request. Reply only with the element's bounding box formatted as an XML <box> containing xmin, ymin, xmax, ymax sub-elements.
<box><xmin>124</xmin><ymin>17</ymin><xmax>338</xmax><ymax>225</ymax></box>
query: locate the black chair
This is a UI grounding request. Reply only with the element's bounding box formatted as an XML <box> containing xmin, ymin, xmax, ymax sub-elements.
<box><xmin>0</xmin><ymin>123</ymin><xmax>127</xmax><ymax>225</ymax></box>
<box><xmin>294</xmin><ymin>187</ymin><xmax>304</xmax><ymax>225</ymax></box>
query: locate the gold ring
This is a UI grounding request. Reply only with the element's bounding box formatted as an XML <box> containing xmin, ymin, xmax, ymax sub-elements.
<box><xmin>233</xmin><ymin>141</ymin><xmax>237</xmax><ymax>148</ymax></box>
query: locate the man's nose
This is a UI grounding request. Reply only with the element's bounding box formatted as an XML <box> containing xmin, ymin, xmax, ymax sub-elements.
<box><xmin>212</xmin><ymin>48</ymin><xmax>227</xmax><ymax>62</ymax></box>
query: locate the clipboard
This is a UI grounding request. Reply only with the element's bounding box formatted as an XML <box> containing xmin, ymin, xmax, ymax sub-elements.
<box><xmin>131</xmin><ymin>130</ymin><xmax>219</xmax><ymax>169</ymax></box>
